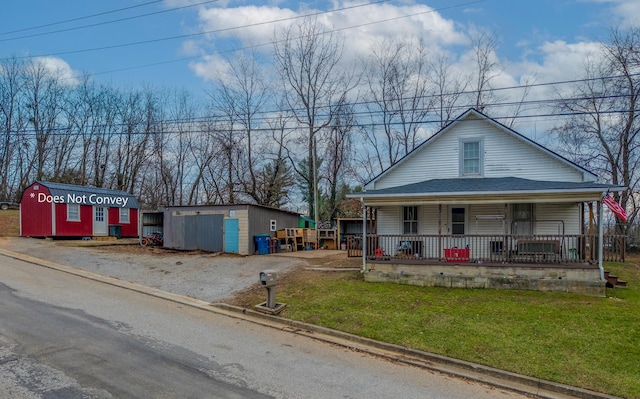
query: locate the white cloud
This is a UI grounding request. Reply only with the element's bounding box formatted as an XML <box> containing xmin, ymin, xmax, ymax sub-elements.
<box><xmin>598</xmin><ymin>0</ymin><xmax>640</xmax><ymax>27</ymax></box>
<box><xmin>32</xmin><ymin>57</ymin><xmax>80</xmax><ymax>86</ymax></box>
<box><xmin>187</xmin><ymin>2</ymin><xmax>468</xmax><ymax>79</ymax></box>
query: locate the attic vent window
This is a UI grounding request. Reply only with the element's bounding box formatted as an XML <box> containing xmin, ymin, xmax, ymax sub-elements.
<box><xmin>460</xmin><ymin>139</ymin><xmax>483</xmax><ymax>176</ymax></box>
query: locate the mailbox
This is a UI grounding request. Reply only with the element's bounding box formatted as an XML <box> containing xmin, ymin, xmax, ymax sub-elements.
<box><xmin>260</xmin><ymin>270</ymin><xmax>277</xmax><ymax>287</ymax></box>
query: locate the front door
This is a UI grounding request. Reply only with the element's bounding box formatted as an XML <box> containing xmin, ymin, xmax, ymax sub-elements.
<box><xmin>93</xmin><ymin>206</ymin><xmax>108</xmax><ymax>236</ymax></box>
<box><xmin>512</xmin><ymin>203</ymin><xmax>533</xmax><ymax>235</ymax></box>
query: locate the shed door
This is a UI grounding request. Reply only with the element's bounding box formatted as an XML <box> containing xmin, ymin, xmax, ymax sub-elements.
<box><xmin>225</xmin><ymin>219</ymin><xmax>239</xmax><ymax>253</ymax></box>
<box><xmin>197</xmin><ymin>214</ymin><xmax>223</xmax><ymax>252</ymax></box>
<box><xmin>93</xmin><ymin>206</ymin><xmax>108</xmax><ymax>236</ymax></box>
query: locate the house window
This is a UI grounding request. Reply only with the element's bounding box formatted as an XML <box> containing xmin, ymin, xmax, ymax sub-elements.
<box><xmin>460</xmin><ymin>139</ymin><xmax>483</xmax><ymax>176</ymax></box>
<box><xmin>513</xmin><ymin>203</ymin><xmax>533</xmax><ymax>235</ymax></box>
<box><xmin>67</xmin><ymin>204</ymin><xmax>80</xmax><ymax>222</ymax></box>
<box><xmin>119</xmin><ymin>208</ymin><xmax>130</xmax><ymax>224</ymax></box>
<box><xmin>451</xmin><ymin>207</ymin><xmax>465</xmax><ymax>235</ymax></box>
<box><xmin>403</xmin><ymin>206</ymin><xmax>418</xmax><ymax>234</ymax></box>
<box><xmin>270</xmin><ymin>220</ymin><xmax>277</xmax><ymax>231</ymax></box>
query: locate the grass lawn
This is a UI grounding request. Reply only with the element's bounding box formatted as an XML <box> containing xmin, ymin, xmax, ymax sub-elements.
<box><xmin>231</xmin><ymin>259</ymin><xmax>640</xmax><ymax>398</ymax></box>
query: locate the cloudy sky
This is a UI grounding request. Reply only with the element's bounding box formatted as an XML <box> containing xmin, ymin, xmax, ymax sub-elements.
<box><xmin>2</xmin><ymin>0</ymin><xmax>639</xmax><ymax>133</ymax></box>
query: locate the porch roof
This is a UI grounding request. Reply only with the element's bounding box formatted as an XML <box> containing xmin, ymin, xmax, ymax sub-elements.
<box><xmin>352</xmin><ymin>177</ymin><xmax>624</xmax><ymax>205</ymax></box>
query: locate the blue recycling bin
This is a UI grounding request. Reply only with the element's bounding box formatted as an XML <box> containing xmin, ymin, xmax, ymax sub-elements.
<box><xmin>254</xmin><ymin>234</ymin><xmax>271</xmax><ymax>255</ymax></box>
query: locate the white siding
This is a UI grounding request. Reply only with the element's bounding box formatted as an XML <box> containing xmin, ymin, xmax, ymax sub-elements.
<box><xmin>469</xmin><ymin>204</ymin><xmax>507</xmax><ymax>235</ymax></box>
<box><xmin>377</xmin><ymin>206</ymin><xmax>400</xmax><ymax>234</ymax></box>
<box><xmin>372</xmin><ymin>115</ymin><xmax>585</xmax><ymax>190</ymax></box>
<box><xmin>420</xmin><ymin>205</ymin><xmax>440</xmax><ymax>234</ymax></box>
<box><xmin>535</xmin><ymin>203</ymin><xmax>581</xmax><ymax>235</ymax></box>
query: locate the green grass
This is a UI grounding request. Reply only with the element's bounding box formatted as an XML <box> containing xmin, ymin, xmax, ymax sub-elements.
<box><xmin>240</xmin><ymin>262</ymin><xmax>640</xmax><ymax>398</ymax></box>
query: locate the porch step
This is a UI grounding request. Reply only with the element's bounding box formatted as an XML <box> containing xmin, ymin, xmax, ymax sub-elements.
<box><xmin>604</xmin><ymin>271</ymin><xmax>627</xmax><ymax>288</ymax></box>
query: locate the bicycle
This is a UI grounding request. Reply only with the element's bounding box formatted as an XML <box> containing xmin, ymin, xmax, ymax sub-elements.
<box><xmin>141</xmin><ymin>231</ymin><xmax>163</xmax><ymax>246</ymax></box>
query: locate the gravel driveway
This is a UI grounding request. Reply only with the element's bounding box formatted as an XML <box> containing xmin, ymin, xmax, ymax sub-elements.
<box><xmin>0</xmin><ymin>237</ymin><xmax>350</xmax><ymax>303</ymax></box>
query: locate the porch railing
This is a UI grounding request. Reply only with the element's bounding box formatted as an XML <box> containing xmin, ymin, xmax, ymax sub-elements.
<box><xmin>347</xmin><ymin>234</ymin><xmax>626</xmax><ymax>263</ymax></box>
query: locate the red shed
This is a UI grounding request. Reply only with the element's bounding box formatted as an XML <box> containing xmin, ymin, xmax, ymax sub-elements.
<box><xmin>20</xmin><ymin>181</ymin><xmax>139</xmax><ymax>238</ymax></box>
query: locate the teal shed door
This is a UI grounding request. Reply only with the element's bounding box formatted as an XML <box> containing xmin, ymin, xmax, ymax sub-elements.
<box><xmin>224</xmin><ymin>219</ymin><xmax>239</xmax><ymax>253</ymax></box>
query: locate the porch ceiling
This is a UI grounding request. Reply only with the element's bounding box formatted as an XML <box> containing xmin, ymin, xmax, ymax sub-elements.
<box><xmin>353</xmin><ymin>177</ymin><xmax>623</xmax><ymax>206</ymax></box>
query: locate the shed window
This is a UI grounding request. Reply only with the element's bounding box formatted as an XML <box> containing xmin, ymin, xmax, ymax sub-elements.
<box><xmin>403</xmin><ymin>206</ymin><xmax>418</xmax><ymax>234</ymax></box>
<box><xmin>270</xmin><ymin>220</ymin><xmax>277</xmax><ymax>231</ymax></box>
<box><xmin>119</xmin><ymin>208</ymin><xmax>130</xmax><ymax>224</ymax></box>
<box><xmin>67</xmin><ymin>204</ymin><xmax>80</xmax><ymax>222</ymax></box>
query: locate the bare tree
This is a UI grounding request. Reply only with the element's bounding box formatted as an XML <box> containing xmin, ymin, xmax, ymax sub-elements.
<box><xmin>112</xmin><ymin>88</ymin><xmax>154</xmax><ymax>194</ymax></box>
<box><xmin>22</xmin><ymin>59</ymin><xmax>66</xmax><ymax>181</ymax></box>
<box><xmin>321</xmin><ymin>96</ymin><xmax>355</xmax><ymax>221</ymax></box>
<box><xmin>361</xmin><ymin>36</ymin><xmax>432</xmax><ymax>175</ymax></box>
<box><xmin>555</xmin><ymin>27</ymin><xmax>640</xmax><ymax>233</ymax></box>
<box><xmin>468</xmin><ymin>27</ymin><xmax>502</xmax><ymax>112</ymax></box>
<box><xmin>209</xmin><ymin>50</ymin><xmax>273</xmax><ymax>204</ymax></box>
<box><xmin>188</xmin><ymin>119</ymin><xmax>221</xmax><ymax>205</ymax></box>
<box><xmin>273</xmin><ymin>17</ymin><xmax>354</xmax><ymax>219</ymax></box>
<box><xmin>430</xmin><ymin>52</ymin><xmax>469</xmax><ymax>128</ymax></box>
<box><xmin>0</xmin><ymin>57</ymin><xmax>27</xmax><ymax>200</ymax></box>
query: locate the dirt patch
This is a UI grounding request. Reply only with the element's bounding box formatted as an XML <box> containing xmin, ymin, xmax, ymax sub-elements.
<box><xmin>0</xmin><ymin>236</ymin><xmax>358</xmax><ymax>303</ymax></box>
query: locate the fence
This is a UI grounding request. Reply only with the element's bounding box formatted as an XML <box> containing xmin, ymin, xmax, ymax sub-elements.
<box><xmin>347</xmin><ymin>234</ymin><xmax>626</xmax><ymax>263</ymax></box>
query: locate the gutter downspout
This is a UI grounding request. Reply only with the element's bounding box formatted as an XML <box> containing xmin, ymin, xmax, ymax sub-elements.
<box><xmin>361</xmin><ymin>197</ymin><xmax>366</xmax><ymax>273</ymax></box>
<box><xmin>598</xmin><ymin>197</ymin><xmax>605</xmax><ymax>281</ymax></box>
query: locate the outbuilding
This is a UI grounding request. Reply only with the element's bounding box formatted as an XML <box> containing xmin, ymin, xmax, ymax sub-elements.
<box><xmin>162</xmin><ymin>204</ymin><xmax>300</xmax><ymax>255</ymax></box>
<box><xmin>20</xmin><ymin>181</ymin><xmax>139</xmax><ymax>238</ymax></box>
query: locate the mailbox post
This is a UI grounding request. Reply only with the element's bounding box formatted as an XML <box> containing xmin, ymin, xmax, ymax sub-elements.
<box><xmin>260</xmin><ymin>269</ymin><xmax>277</xmax><ymax>309</ymax></box>
<box><xmin>255</xmin><ymin>269</ymin><xmax>286</xmax><ymax>314</ymax></box>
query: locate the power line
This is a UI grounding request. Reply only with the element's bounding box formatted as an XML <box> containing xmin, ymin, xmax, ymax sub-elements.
<box><xmin>5</xmin><ymin>0</ymin><xmax>393</xmax><ymax>59</ymax></box>
<box><xmin>12</xmin><ymin>103</ymin><xmax>640</xmax><ymax>137</ymax></box>
<box><xmin>0</xmin><ymin>0</ymin><xmax>164</xmax><ymax>36</ymax></box>
<box><xmin>3</xmin><ymin>0</ymin><xmax>485</xmax><ymax>82</ymax></box>
<box><xmin>0</xmin><ymin>0</ymin><xmax>221</xmax><ymax>43</ymax></box>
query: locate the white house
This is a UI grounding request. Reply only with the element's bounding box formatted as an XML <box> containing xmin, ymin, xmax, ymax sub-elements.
<box><xmin>349</xmin><ymin>109</ymin><xmax>625</xmax><ymax>296</ymax></box>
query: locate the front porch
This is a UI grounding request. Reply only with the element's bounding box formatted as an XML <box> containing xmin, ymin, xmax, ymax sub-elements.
<box><xmin>348</xmin><ymin>234</ymin><xmax>626</xmax><ymax>296</ymax></box>
<box><xmin>349</xmin><ymin>233</ymin><xmax>625</xmax><ymax>263</ymax></box>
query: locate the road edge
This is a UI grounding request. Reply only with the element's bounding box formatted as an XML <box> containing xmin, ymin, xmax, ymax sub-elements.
<box><xmin>0</xmin><ymin>247</ymin><xmax>621</xmax><ymax>399</ymax></box>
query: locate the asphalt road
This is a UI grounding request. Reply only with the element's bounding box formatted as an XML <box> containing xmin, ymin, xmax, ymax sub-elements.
<box><xmin>0</xmin><ymin>254</ymin><xmax>527</xmax><ymax>399</ymax></box>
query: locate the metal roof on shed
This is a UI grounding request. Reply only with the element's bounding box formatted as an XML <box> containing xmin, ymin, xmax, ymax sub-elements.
<box><xmin>36</xmin><ymin>181</ymin><xmax>139</xmax><ymax>208</ymax></box>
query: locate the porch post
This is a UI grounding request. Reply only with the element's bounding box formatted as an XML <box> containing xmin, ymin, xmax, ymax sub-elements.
<box><xmin>361</xmin><ymin>200</ymin><xmax>367</xmax><ymax>273</ymax></box>
<box><xmin>597</xmin><ymin>199</ymin><xmax>605</xmax><ymax>281</ymax></box>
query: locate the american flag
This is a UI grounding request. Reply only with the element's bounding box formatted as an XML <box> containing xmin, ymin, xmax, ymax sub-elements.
<box><xmin>603</xmin><ymin>193</ymin><xmax>628</xmax><ymax>222</ymax></box>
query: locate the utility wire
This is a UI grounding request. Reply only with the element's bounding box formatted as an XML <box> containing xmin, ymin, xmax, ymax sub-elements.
<box><xmin>0</xmin><ymin>0</ymin><xmax>221</xmax><ymax>42</ymax></box>
<box><xmin>9</xmin><ymin>70</ymin><xmax>640</xmax><ymax>136</ymax></box>
<box><xmin>56</xmin><ymin>0</ymin><xmax>486</xmax><ymax>83</ymax></box>
<box><xmin>4</xmin><ymin>0</ymin><xmax>394</xmax><ymax>59</ymax></box>
<box><xmin>0</xmin><ymin>0</ymin><xmax>164</xmax><ymax>36</ymax></box>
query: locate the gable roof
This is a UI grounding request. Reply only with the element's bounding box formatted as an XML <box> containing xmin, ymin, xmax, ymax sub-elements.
<box><xmin>364</xmin><ymin>108</ymin><xmax>598</xmax><ymax>189</ymax></box>
<box><xmin>34</xmin><ymin>181</ymin><xmax>139</xmax><ymax>208</ymax></box>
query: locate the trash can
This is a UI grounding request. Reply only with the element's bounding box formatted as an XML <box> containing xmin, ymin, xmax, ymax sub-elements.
<box><xmin>254</xmin><ymin>234</ymin><xmax>271</xmax><ymax>255</ymax></box>
<box><xmin>108</xmin><ymin>225</ymin><xmax>122</xmax><ymax>239</ymax></box>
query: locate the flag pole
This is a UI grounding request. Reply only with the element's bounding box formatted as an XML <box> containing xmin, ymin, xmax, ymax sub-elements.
<box><xmin>598</xmin><ymin>194</ymin><xmax>605</xmax><ymax>281</ymax></box>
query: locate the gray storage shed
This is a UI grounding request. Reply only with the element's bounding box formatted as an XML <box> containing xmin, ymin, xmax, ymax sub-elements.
<box><xmin>162</xmin><ymin>204</ymin><xmax>300</xmax><ymax>255</ymax></box>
